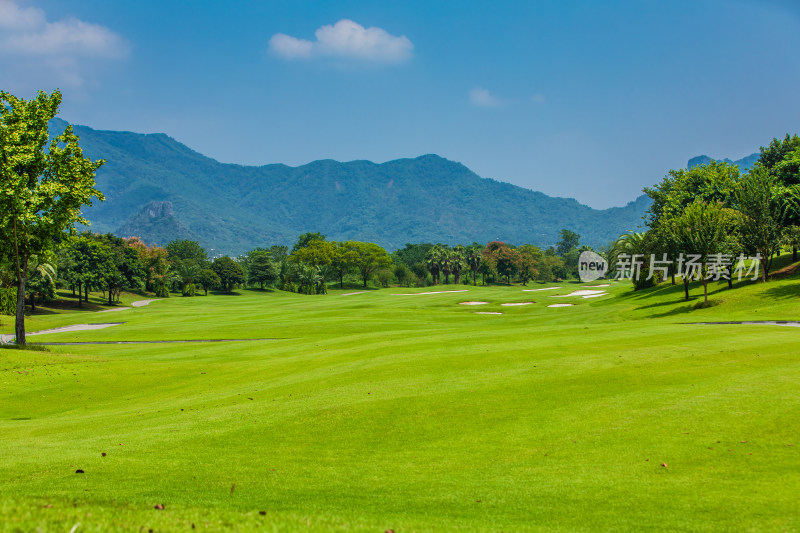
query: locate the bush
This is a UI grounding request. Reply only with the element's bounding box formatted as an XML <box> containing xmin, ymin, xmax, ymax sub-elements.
<box><xmin>182</xmin><ymin>283</ymin><xmax>196</xmax><ymax>297</ymax></box>
<box><xmin>155</xmin><ymin>285</ymin><xmax>170</xmax><ymax>298</ymax></box>
<box><xmin>0</xmin><ymin>288</ymin><xmax>14</xmax><ymax>316</ymax></box>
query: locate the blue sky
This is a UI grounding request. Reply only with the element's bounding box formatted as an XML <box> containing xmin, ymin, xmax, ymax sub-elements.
<box><xmin>1</xmin><ymin>0</ymin><xmax>798</xmax><ymax>208</ymax></box>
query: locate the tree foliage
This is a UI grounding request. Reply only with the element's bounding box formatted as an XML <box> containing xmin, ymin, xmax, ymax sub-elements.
<box><xmin>0</xmin><ymin>90</ymin><xmax>104</xmax><ymax>344</ymax></box>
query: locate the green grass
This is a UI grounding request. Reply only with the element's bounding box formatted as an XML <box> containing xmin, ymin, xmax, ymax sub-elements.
<box><xmin>1</xmin><ymin>275</ymin><xmax>799</xmax><ymax>532</ymax></box>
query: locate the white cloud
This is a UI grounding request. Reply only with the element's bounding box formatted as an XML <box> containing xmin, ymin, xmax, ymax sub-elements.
<box><xmin>269</xmin><ymin>19</ymin><xmax>413</xmax><ymax>64</ymax></box>
<box><xmin>0</xmin><ymin>0</ymin><xmax>127</xmax><ymax>89</ymax></box>
<box><xmin>269</xmin><ymin>33</ymin><xmax>314</xmax><ymax>59</ymax></box>
<box><xmin>470</xmin><ymin>87</ymin><xmax>500</xmax><ymax>107</ymax></box>
<box><xmin>0</xmin><ymin>1</ymin><xmax>44</xmax><ymax>29</ymax></box>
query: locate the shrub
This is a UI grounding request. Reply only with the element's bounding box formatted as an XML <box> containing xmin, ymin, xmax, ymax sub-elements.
<box><xmin>182</xmin><ymin>283</ymin><xmax>196</xmax><ymax>297</ymax></box>
<box><xmin>155</xmin><ymin>285</ymin><xmax>170</xmax><ymax>298</ymax></box>
<box><xmin>0</xmin><ymin>288</ymin><xmax>14</xmax><ymax>316</ymax></box>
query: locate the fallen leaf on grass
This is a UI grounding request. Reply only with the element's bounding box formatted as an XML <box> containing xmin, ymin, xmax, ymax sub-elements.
<box><xmin>154</xmin><ymin>504</ymin><xmax>164</xmax><ymax>510</ymax></box>
<box><xmin>660</xmin><ymin>463</ymin><xmax>668</xmax><ymax>468</ymax></box>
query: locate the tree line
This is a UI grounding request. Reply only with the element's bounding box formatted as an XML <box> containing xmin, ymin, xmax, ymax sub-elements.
<box><xmin>3</xmin><ymin>88</ymin><xmax>798</xmax><ymax>343</ymax></box>
<box><xmin>608</xmin><ymin>134</ymin><xmax>800</xmax><ymax>303</ymax></box>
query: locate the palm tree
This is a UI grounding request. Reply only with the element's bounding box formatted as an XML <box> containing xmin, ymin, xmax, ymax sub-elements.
<box><xmin>465</xmin><ymin>244</ymin><xmax>483</xmax><ymax>286</ymax></box>
<box><xmin>426</xmin><ymin>245</ymin><xmax>444</xmax><ymax>285</ymax></box>
<box><xmin>451</xmin><ymin>245</ymin><xmax>466</xmax><ymax>285</ymax></box>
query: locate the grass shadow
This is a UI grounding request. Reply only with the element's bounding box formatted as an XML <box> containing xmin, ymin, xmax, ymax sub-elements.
<box><xmin>762</xmin><ymin>280</ymin><xmax>800</xmax><ymax>301</ymax></box>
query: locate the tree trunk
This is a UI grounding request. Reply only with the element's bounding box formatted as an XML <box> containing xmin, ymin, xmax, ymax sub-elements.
<box><xmin>794</xmin><ymin>246</ymin><xmax>797</xmax><ymax>263</ymax></box>
<box><xmin>15</xmin><ymin>272</ymin><xmax>26</xmax><ymax>345</ymax></box>
<box><xmin>30</xmin><ymin>293</ymin><xmax>35</xmax><ymax>312</ymax></box>
<box><xmin>77</xmin><ymin>282</ymin><xmax>83</xmax><ymax>307</ymax></box>
<box><xmin>683</xmin><ymin>277</ymin><xmax>689</xmax><ymax>301</ymax></box>
<box><xmin>84</xmin><ymin>284</ymin><xmax>89</xmax><ymax>303</ymax></box>
<box><xmin>108</xmin><ymin>286</ymin><xmax>113</xmax><ymax>305</ymax></box>
<box><xmin>671</xmin><ymin>272</ymin><xmax>675</xmax><ymax>285</ymax></box>
<box><xmin>703</xmin><ymin>280</ymin><xmax>708</xmax><ymax>304</ymax></box>
<box><xmin>12</xmin><ymin>218</ymin><xmax>27</xmax><ymax>346</ymax></box>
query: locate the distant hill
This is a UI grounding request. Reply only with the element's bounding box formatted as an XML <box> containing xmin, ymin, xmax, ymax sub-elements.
<box><xmin>51</xmin><ymin>118</ymin><xmax>650</xmax><ymax>255</ymax></box>
<box><xmin>688</xmin><ymin>153</ymin><xmax>759</xmax><ymax>171</ymax></box>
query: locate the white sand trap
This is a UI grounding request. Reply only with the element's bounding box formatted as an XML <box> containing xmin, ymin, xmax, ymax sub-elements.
<box><xmin>97</xmin><ymin>307</ymin><xmax>131</xmax><ymax>312</ymax></box>
<box><xmin>1</xmin><ymin>322</ymin><xmax>125</xmax><ymax>343</ymax></box>
<box><xmin>547</xmin><ymin>303</ymin><xmax>574</xmax><ymax>308</ymax></box>
<box><xmin>460</xmin><ymin>301</ymin><xmax>489</xmax><ymax>305</ymax></box>
<box><xmin>500</xmin><ymin>302</ymin><xmax>534</xmax><ymax>306</ymax></box>
<box><xmin>584</xmin><ymin>284</ymin><xmax>610</xmax><ymax>288</ymax></box>
<box><xmin>522</xmin><ymin>286</ymin><xmax>561</xmax><ymax>292</ymax></box>
<box><xmin>582</xmin><ymin>292</ymin><xmax>608</xmax><ymax>299</ymax></box>
<box><xmin>393</xmin><ymin>290</ymin><xmax>469</xmax><ymax>295</ymax></box>
<box><xmin>551</xmin><ymin>290</ymin><xmax>606</xmax><ymax>298</ymax></box>
<box><xmin>131</xmin><ymin>299</ymin><xmax>159</xmax><ymax>307</ymax></box>
<box><xmin>475</xmin><ymin>312</ymin><xmax>503</xmax><ymax>315</ymax></box>
<box><xmin>340</xmin><ymin>291</ymin><xmax>367</xmax><ymax>296</ymax></box>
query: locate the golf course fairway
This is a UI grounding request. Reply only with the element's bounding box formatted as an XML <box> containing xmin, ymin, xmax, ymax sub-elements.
<box><xmin>1</xmin><ymin>276</ymin><xmax>798</xmax><ymax>532</ymax></box>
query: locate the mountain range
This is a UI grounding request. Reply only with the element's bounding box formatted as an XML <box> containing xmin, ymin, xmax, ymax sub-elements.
<box><xmin>51</xmin><ymin>118</ymin><xmax>656</xmax><ymax>255</ymax></box>
<box><xmin>687</xmin><ymin>153</ymin><xmax>759</xmax><ymax>170</ymax></box>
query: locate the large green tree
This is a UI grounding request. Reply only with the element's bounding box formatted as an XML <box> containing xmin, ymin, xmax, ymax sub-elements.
<box><xmin>0</xmin><ymin>90</ymin><xmax>104</xmax><ymax>344</ymax></box>
<box><xmin>248</xmin><ymin>250</ymin><xmax>279</xmax><ymax>289</ymax></box>
<box><xmin>672</xmin><ymin>201</ymin><xmax>736</xmax><ymax>304</ymax></box>
<box><xmin>733</xmin><ymin>166</ymin><xmax>783</xmax><ymax>282</ymax></box>
<box><xmin>212</xmin><ymin>256</ymin><xmax>245</xmax><ymax>292</ymax></box>
<box><xmin>348</xmin><ymin>241</ymin><xmax>392</xmax><ymax>288</ymax></box>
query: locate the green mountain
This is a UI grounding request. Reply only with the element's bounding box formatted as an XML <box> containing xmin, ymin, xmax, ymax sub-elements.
<box><xmin>51</xmin><ymin>118</ymin><xmax>650</xmax><ymax>255</ymax></box>
<box><xmin>688</xmin><ymin>153</ymin><xmax>759</xmax><ymax>170</ymax></box>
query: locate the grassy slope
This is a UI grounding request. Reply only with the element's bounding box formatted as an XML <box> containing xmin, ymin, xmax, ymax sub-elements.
<box><xmin>0</xmin><ymin>274</ymin><xmax>798</xmax><ymax>532</ymax></box>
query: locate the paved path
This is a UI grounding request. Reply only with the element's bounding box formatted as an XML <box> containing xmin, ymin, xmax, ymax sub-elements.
<box><xmin>1</xmin><ymin>322</ymin><xmax>124</xmax><ymax>344</ymax></box>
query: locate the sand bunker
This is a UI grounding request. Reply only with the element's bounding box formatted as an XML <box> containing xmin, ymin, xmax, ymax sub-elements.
<box><xmin>547</xmin><ymin>303</ymin><xmax>574</xmax><ymax>308</ymax></box>
<box><xmin>393</xmin><ymin>290</ymin><xmax>469</xmax><ymax>295</ymax></box>
<box><xmin>97</xmin><ymin>307</ymin><xmax>132</xmax><ymax>312</ymax></box>
<box><xmin>340</xmin><ymin>291</ymin><xmax>367</xmax><ymax>296</ymax></box>
<box><xmin>551</xmin><ymin>290</ymin><xmax>607</xmax><ymax>298</ymax></box>
<box><xmin>584</xmin><ymin>284</ymin><xmax>610</xmax><ymax>288</ymax></box>
<box><xmin>582</xmin><ymin>293</ymin><xmax>607</xmax><ymax>299</ymax></box>
<box><xmin>475</xmin><ymin>312</ymin><xmax>503</xmax><ymax>315</ymax></box>
<box><xmin>500</xmin><ymin>302</ymin><xmax>534</xmax><ymax>306</ymax></box>
<box><xmin>460</xmin><ymin>301</ymin><xmax>489</xmax><ymax>305</ymax></box>
<box><xmin>131</xmin><ymin>299</ymin><xmax>159</xmax><ymax>307</ymax></box>
<box><xmin>522</xmin><ymin>287</ymin><xmax>561</xmax><ymax>292</ymax></box>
